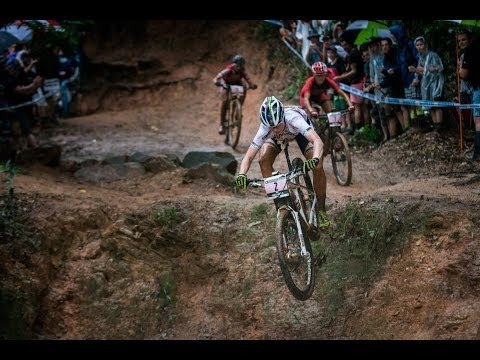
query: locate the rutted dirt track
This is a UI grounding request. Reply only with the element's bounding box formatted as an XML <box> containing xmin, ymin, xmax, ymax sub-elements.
<box><xmin>2</xmin><ymin>20</ymin><xmax>480</xmax><ymax>340</ymax></box>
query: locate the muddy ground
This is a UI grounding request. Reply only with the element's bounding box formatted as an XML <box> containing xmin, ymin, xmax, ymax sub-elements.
<box><xmin>1</xmin><ymin>20</ymin><xmax>480</xmax><ymax>341</ymax></box>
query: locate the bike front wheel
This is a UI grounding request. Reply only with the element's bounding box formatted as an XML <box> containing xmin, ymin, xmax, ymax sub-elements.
<box><xmin>291</xmin><ymin>157</ymin><xmax>318</xmax><ymax>230</ymax></box>
<box><xmin>227</xmin><ymin>99</ymin><xmax>242</xmax><ymax>149</ymax></box>
<box><xmin>330</xmin><ymin>132</ymin><xmax>352</xmax><ymax>186</ymax></box>
<box><xmin>275</xmin><ymin>208</ymin><xmax>315</xmax><ymax>301</ymax></box>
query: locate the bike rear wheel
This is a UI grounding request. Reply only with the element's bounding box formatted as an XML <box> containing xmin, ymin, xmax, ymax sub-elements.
<box><xmin>227</xmin><ymin>99</ymin><xmax>242</xmax><ymax>149</ymax></box>
<box><xmin>275</xmin><ymin>208</ymin><xmax>315</xmax><ymax>301</ymax></box>
<box><xmin>330</xmin><ymin>132</ymin><xmax>352</xmax><ymax>186</ymax></box>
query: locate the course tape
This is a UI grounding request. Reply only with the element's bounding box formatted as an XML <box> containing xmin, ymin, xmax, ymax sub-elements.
<box><xmin>339</xmin><ymin>83</ymin><xmax>480</xmax><ymax>109</ymax></box>
<box><xmin>0</xmin><ymin>90</ymin><xmax>59</xmax><ymax>111</ymax></box>
<box><xmin>263</xmin><ymin>20</ymin><xmax>480</xmax><ymax>110</ymax></box>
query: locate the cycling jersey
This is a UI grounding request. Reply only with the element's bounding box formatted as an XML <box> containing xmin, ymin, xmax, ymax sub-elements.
<box><xmin>299</xmin><ymin>76</ymin><xmax>340</xmax><ymax>107</ymax></box>
<box><xmin>216</xmin><ymin>64</ymin><xmax>252</xmax><ymax>86</ymax></box>
<box><xmin>251</xmin><ymin>107</ymin><xmax>313</xmax><ymax>150</ymax></box>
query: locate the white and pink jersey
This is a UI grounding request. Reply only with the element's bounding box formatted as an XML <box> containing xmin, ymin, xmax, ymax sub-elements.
<box><xmin>251</xmin><ymin>106</ymin><xmax>313</xmax><ymax>150</ymax></box>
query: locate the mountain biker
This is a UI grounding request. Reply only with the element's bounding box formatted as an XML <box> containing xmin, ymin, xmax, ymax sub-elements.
<box><xmin>235</xmin><ymin>95</ymin><xmax>327</xmax><ymax>212</ymax></box>
<box><xmin>300</xmin><ymin>61</ymin><xmax>354</xmax><ymax>119</ymax></box>
<box><xmin>213</xmin><ymin>54</ymin><xmax>257</xmax><ymax>135</ymax></box>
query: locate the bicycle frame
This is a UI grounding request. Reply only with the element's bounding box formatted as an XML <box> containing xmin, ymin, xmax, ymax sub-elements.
<box><xmin>224</xmin><ymin>85</ymin><xmax>244</xmax><ymax>149</ymax></box>
<box><xmin>314</xmin><ymin>110</ymin><xmax>352</xmax><ymax>186</ymax></box>
<box><xmin>251</xmin><ymin>141</ymin><xmax>318</xmax><ymax>249</ymax></box>
<box><xmin>248</xmin><ymin>141</ymin><xmax>317</xmax><ymax>300</ymax></box>
<box><xmin>261</xmin><ymin>170</ymin><xmax>317</xmax><ymax>254</ymax></box>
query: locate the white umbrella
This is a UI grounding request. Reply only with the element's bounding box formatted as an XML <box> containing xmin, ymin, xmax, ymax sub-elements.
<box><xmin>2</xmin><ymin>21</ymin><xmax>32</xmax><ymax>42</ymax></box>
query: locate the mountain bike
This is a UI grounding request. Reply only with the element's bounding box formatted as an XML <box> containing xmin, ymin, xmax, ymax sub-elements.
<box><xmin>248</xmin><ymin>141</ymin><xmax>318</xmax><ymax>301</ymax></box>
<box><xmin>312</xmin><ymin>109</ymin><xmax>352</xmax><ymax>186</ymax></box>
<box><xmin>217</xmin><ymin>84</ymin><xmax>255</xmax><ymax>149</ymax></box>
<box><xmin>216</xmin><ymin>84</ymin><xmax>243</xmax><ymax>149</ymax></box>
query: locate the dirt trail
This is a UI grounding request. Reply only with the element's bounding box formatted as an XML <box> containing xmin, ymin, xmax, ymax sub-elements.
<box><xmin>3</xmin><ymin>20</ymin><xmax>480</xmax><ymax>340</ymax></box>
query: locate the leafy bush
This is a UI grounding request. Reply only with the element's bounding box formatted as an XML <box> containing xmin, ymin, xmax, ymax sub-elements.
<box><xmin>351</xmin><ymin>125</ymin><xmax>383</xmax><ymax>147</ymax></box>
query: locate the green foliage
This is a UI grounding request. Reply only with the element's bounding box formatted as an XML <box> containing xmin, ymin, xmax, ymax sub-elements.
<box><xmin>156</xmin><ymin>272</ymin><xmax>176</xmax><ymax>309</ymax></box>
<box><xmin>281</xmin><ymin>63</ymin><xmax>305</xmax><ymax>102</ymax></box>
<box><xmin>253</xmin><ymin>21</ymin><xmax>305</xmax><ymax>103</ymax></box>
<box><xmin>253</xmin><ymin>21</ymin><xmax>281</xmax><ymax>43</ymax></box>
<box><xmin>1</xmin><ymin>161</ymin><xmax>22</xmax><ymax>242</ymax></box>
<box><xmin>351</xmin><ymin>125</ymin><xmax>383</xmax><ymax>147</ymax></box>
<box><xmin>28</xmin><ymin>20</ymin><xmax>93</xmax><ymax>53</ymax></box>
<box><xmin>0</xmin><ymin>287</ymin><xmax>28</xmax><ymax>339</ymax></box>
<box><xmin>0</xmin><ymin>160</ymin><xmax>17</xmax><ymax>194</ymax></box>
<box><xmin>314</xmin><ymin>199</ymin><xmax>429</xmax><ymax>318</ymax></box>
<box><xmin>249</xmin><ymin>203</ymin><xmax>269</xmax><ymax>222</ymax></box>
<box><xmin>154</xmin><ymin>207</ymin><xmax>185</xmax><ymax>228</ymax></box>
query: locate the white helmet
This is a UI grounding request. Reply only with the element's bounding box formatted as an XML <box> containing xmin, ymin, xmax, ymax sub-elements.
<box><xmin>259</xmin><ymin>96</ymin><xmax>285</xmax><ymax>127</ymax></box>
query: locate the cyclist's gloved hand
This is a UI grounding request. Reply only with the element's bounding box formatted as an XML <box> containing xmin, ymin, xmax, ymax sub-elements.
<box><xmin>235</xmin><ymin>174</ymin><xmax>247</xmax><ymax>190</ymax></box>
<box><xmin>303</xmin><ymin>157</ymin><xmax>319</xmax><ymax>173</ymax></box>
<box><xmin>310</xmin><ymin>110</ymin><xmax>319</xmax><ymax>119</ymax></box>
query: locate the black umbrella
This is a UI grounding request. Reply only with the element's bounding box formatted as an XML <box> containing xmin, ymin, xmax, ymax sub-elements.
<box><xmin>0</xmin><ymin>30</ymin><xmax>20</xmax><ymax>53</ymax></box>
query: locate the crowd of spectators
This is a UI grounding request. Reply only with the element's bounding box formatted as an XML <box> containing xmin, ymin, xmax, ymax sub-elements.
<box><xmin>0</xmin><ymin>31</ymin><xmax>80</xmax><ymax>162</ymax></box>
<box><xmin>278</xmin><ymin>19</ymin><xmax>480</xmax><ymax>161</ymax></box>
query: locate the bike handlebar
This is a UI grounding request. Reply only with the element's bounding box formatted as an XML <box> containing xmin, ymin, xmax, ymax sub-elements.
<box><xmin>215</xmin><ymin>83</ymin><xmax>257</xmax><ymax>91</ymax></box>
<box><xmin>246</xmin><ymin>167</ymin><xmax>305</xmax><ymax>188</ymax></box>
<box><xmin>316</xmin><ymin>109</ymin><xmax>351</xmax><ymax>118</ymax></box>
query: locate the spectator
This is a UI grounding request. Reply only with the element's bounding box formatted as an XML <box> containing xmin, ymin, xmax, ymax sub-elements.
<box><xmin>305</xmin><ymin>30</ymin><xmax>323</xmax><ymax>65</ymax></box>
<box><xmin>3</xmin><ymin>61</ymin><xmax>43</xmax><ymax>149</ymax></box>
<box><xmin>457</xmin><ymin>29</ymin><xmax>474</xmax><ymax>130</ymax></box>
<box><xmin>279</xmin><ymin>20</ymin><xmax>298</xmax><ymax>51</ymax></box>
<box><xmin>460</xmin><ymin>37</ymin><xmax>480</xmax><ymax>162</ymax></box>
<box><xmin>375</xmin><ymin>37</ymin><xmax>404</xmax><ymax>140</ymax></box>
<box><xmin>390</xmin><ymin>23</ymin><xmax>418</xmax><ymax>131</ymax></box>
<box><xmin>334</xmin><ymin>37</ymin><xmax>366</xmax><ymax>131</ymax></box>
<box><xmin>409</xmin><ymin>36</ymin><xmax>444</xmax><ymax>132</ymax></box>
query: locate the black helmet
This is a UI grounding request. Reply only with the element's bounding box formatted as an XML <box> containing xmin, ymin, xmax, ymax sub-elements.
<box><xmin>232</xmin><ymin>54</ymin><xmax>245</xmax><ymax>66</ymax></box>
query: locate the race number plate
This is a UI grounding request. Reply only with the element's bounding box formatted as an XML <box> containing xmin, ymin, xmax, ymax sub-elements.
<box><xmin>230</xmin><ymin>85</ymin><xmax>244</xmax><ymax>96</ymax></box>
<box><xmin>327</xmin><ymin>112</ymin><xmax>342</xmax><ymax>127</ymax></box>
<box><xmin>264</xmin><ymin>174</ymin><xmax>289</xmax><ymax>199</ymax></box>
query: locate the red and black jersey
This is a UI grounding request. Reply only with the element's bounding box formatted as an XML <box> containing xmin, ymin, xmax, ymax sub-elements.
<box><xmin>216</xmin><ymin>64</ymin><xmax>251</xmax><ymax>86</ymax></box>
<box><xmin>299</xmin><ymin>76</ymin><xmax>340</xmax><ymax>107</ymax></box>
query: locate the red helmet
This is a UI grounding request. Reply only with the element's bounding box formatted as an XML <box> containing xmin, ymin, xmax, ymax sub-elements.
<box><xmin>312</xmin><ymin>61</ymin><xmax>328</xmax><ymax>75</ymax></box>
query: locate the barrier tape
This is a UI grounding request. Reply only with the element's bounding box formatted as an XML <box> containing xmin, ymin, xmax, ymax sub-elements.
<box><xmin>339</xmin><ymin>82</ymin><xmax>480</xmax><ymax>109</ymax></box>
<box><xmin>0</xmin><ymin>90</ymin><xmax>59</xmax><ymax>112</ymax></box>
<box><xmin>263</xmin><ymin>20</ymin><xmax>480</xmax><ymax>110</ymax></box>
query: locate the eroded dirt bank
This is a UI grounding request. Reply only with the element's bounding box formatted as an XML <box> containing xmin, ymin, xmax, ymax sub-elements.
<box><xmin>1</xmin><ymin>20</ymin><xmax>480</xmax><ymax>340</ymax></box>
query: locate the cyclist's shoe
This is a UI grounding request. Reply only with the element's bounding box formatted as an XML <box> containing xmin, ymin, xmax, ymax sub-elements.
<box><xmin>218</xmin><ymin>125</ymin><xmax>225</xmax><ymax>135</ymax></box>
<box><xmin>318</xmin><ymin>211</ymin><xmax>331</xmax><ymax>230</ymax></box>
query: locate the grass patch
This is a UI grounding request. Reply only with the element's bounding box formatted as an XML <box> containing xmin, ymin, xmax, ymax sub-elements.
<box><xmin>253</xmin><ymin>21</ymin><xmax>280</xmax><ymax>43</ymax></box>
<box><xmin>315</xmin><ymin>199</ymin><xmax>429</xmax><ymax>318</ymax></box>
<box><xmin>351</xmin><ymin>125</ymin><xmax>383</xmax><ymax>147</ymax></box>
<box><xmin>154</xmin><ymin>207</ymin><xmax>186</xmax><ymax>228</ymax></box>
<box><xmin>249</xmin><ymin>203</ymin><xmax>269</xmax><ymax>222</ymax></box>
<box><xmin>0</xmin><ymin>286</ymin><xmax>28</xmax><ymax>339</ymax></box>
<box><xmin>253</xmin><ymin>21</ymin><xmax>306</xmax><ymax>102</ymax></box>
<box><xmin>105</xmin><ymin>240</ymin><xmax>125</xmax><ymax>261</ymax></box>
<box><xmin>156</xmin><ymin>272</ymin><xmax>176</xmax><ymax>309</ymax></box>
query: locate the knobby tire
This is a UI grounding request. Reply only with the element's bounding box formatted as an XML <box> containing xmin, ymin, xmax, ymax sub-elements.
<box><xmin>275</xmin><ymin>208</ymin><xmax>315</xmax><ymax>301</ymax></box>
<box><xmin>330</xmin><ymin>132</ymin><xmax>352</xmax><ymax>186</ymax></box>
<box><xmin>227</xmin><ymin>99</ymin><xmax>242</xmax><ymax>149</ymax></box>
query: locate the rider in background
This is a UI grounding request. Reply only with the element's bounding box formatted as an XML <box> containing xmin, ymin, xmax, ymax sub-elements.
<box><xmin>300</xmin><ymin>61</ymin><xmax>354</xmax><ymax>120</ymax></box>
<box><xmin>235</xmin><ymin>95</ymin><xmax>327</xmax><ymax>212</ymax></box>
<box><xmin>213</xmin><ymin>54</ymin><xmax>257</xmax><ymax>135</ymax></box>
